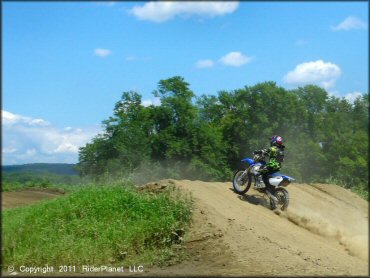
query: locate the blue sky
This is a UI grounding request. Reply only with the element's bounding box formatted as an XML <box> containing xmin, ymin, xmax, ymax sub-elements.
<box><xmin>2</xmin><ymin>1</ymin><xmax>368</xmax><ymax>165</ymax></box>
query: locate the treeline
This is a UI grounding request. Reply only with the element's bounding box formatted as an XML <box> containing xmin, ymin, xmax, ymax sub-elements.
<box><xmin>77</xmin><ymin>76</ymin><xmax>368</xmax><ymax>194</ymax></box>
<box><xmin>2</xmin><ymin>163</ymin><xmax>78</xmax><ymax>175</ymax></box>
<box><xmin>2</xmin><ymin>163</ymin><xmax>81</xmax><ymax>191</ymax></box>
<box><xmin>2</xmin><ymin>172</ymin><xmax>82</xmax><ymax>191</ymax></box>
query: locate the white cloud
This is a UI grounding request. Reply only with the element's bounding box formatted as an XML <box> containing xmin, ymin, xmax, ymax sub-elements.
<box><xmin>126</xmin><ymin>55</ymin><xmax>137</xmax><ymax>61</ymax></box>
<box><xmin>3</xmin><ymin>147</ymin><xmax>17</xmax><ymax>154</ymax></box>
<box><xmin>344</xmin><ymin>91</ymin><xmax>363</xmax><ymax>103</ymax></box>
<box><xmin>129</xmin><ymin>1</ymin><xmax>239</xmax><ymax>23</ymax></box>
<box><xmin>2</xmin><ymin>110</ymin><xmax>102</xmax><ymax>165</ymax></box>
<box><xmin>125</xmin><ymin>55</ymin><xmax>152</xmax><ymax>62</ymax></box>
<box><xmin>295</xmin><ymin>39</ymin><xmax>309</xmax><ymax>46</ymax></box>
<box><xmin>331</xmin><ymin>16</ymin><xmax>367</xmax><ymax>31</ymax></box>
<box><xmin>54</xmin><ymin>142</ymin><xmax>79</xmax><ymax>154</ymax></box>
<box><xmin>2</xmin><ymin>110</ymin><xmax>50</xmax><ymax>126</ymax></box>
<box><xmin>94</xmin><ymin>48</ymin><xmax>112</xmax><ymax>57</ymax></box>
<box><xmin>97</xmin><ymin>1</ymin><xmax>116</xmax><ymax>7</ymax></box>
<box><xmin>283</xmin><ymin>60</ymin><xmax>341</xmax><ymax>90</ymax></box>
<box><xmin>26</xmin><ymin>149</ymin><xmax>37</xmax><ymax>156</ymax></box>
<box><xmin>142</xmin><ymin>98</ymin><xmax>161</xmax><ymax>107</ymax></box>
<box><xmin>196</xmin><ymin>59</ymin><xmax>215</xmax><ymax>68</ymax></box>
<box><xmin>219</xmin><ymin>51</ymin><xmax>252</xmax><ymax>67</ymax></box>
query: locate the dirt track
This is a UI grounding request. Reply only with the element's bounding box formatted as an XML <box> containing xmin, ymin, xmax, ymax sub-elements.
<box><xmin>2</xmin><ymin>188</ymin><xmax>64</xmax><ymax>209</ymax></box>
<box><xmin>2</xmin><ymin>181</ymin><xmax>368</xmax><ymax>276</ymax></box>
<box><xmin>148</xmin><ymin>180</ymin><xmax>368</xmax><ymax>276</ymax></box>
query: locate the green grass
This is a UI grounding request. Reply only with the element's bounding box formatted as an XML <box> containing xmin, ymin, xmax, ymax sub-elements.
<box><xmin>2</xmin><ymin>182</ymin><xmax>192</xmax><ymax>269</ymax></box>
<box><xmin>350</xmin><ymin>184</ymin><xmax>369</xmax><ymax>201</ymax></box>
<box><xmin>1</xmin><ymin>181</ymin><xmax>74</xmax><ymax>193</ymax></box>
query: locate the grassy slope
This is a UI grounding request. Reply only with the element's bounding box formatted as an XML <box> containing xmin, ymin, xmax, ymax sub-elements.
<box><xmin>2</xmin><ymin>183</ymin><xmax>192</xmax><ymax>269</ymax></box>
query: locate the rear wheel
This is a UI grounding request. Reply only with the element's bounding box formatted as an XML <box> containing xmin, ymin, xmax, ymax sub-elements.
<box><xmin>232</xmin><ymin>169</ymin><xmax>253</xmax><ymax>195</ymax></box>
<box><xmin>270</xmin><ymin>187</ymin><xmax>289</xmax><ymax>211</ymax></box>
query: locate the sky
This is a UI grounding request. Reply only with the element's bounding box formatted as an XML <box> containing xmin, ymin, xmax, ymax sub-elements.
<box><xmin>2</xmin><ymin>1</ymin><xmax>369</xmax><ymax>165</ymax></box>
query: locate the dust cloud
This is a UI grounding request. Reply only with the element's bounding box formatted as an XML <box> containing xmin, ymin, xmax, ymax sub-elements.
<box><xmin>279</xmin><ymin>184</ymin><xmax>368</xmax><ymax>261</ymax></box>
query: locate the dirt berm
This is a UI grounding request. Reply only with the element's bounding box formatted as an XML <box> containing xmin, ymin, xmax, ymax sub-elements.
<box><xmin>2</xmin><ymin>182</ymin><xmax>368</xmax><ymax>276</ymax></box>
<box><xmin>147</xmin><ymin>180</ymin><xmax>368</xmax><ymax>276</ymax></box>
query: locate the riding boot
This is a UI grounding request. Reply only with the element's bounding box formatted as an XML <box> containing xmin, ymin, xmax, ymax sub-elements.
<box><xmin>262</xmin><ymin>175</ymin><xmax>272</xmax><ymax>191</ymax></box>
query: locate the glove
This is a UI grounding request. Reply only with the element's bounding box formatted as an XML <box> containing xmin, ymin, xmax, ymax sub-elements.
<box><xmin>254</xmin><ymin>149</ymin><xmax>267</xmax><ymax>155</ymax></box>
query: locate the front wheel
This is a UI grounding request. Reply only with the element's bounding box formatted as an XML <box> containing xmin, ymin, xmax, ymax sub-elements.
<box><xmin>270</xmin><ymin>187</ymin><xmax>289</xmax><ymax>211</ymax></box>
<box><xmin>232</xmin><ymin>169</ymin><xmax>253</xmax><ymax>195</ymax></box>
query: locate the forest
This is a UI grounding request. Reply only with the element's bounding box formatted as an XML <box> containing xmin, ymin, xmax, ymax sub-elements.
<box><xmin>77</xmin><ymin>76</ymin><xmax>368</xmax><ymax>197</ymax></box>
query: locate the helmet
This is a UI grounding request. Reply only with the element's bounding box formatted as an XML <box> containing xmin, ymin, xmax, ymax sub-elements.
<box><xmin>270</xmin><ymin>135</ymin><xmax>284</xmax><ymax>146</ymax></box>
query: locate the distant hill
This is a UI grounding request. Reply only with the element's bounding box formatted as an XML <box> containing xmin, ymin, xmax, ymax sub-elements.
<box><xmin>2</xmin><ymin>163</ymin><xmax>78</xmax><ymax>176</ymax></box>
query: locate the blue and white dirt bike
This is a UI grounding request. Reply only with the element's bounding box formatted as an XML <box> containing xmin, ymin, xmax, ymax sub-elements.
<box><xmin>232</xmin><ymin>153</ymin><xmax>295</xmax><ymax>210</ymax></box>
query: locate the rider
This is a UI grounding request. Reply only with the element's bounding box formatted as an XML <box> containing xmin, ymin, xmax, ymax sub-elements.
<box><xmin>254</xmin><ymin>135</ymin><xmax>285</xmax><ymax>189</ymax></box>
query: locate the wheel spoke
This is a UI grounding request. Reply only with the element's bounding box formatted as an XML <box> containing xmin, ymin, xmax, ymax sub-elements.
<box><xmin>272</xmin><ymin>188</ymin><xmax>289</xmax><ymax>210</ymax></box>
<box><xmin>233</xmin><ymin>170</ymin><xmax>251</xmax><ymax>194</ymax></box>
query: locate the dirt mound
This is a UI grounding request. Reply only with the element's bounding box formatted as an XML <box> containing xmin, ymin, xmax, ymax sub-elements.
<box><xmin>146</xmin><ymin>180</ymin><xmax>368</xmax><ymax>276</ymax></box>
<box><xmin>2</xmin><ymin>181</ymin><xmax>367</xmax><ymax>276</ymax></box>
<box><xmin>2</xmin><ymin>188</ymin><xmax>64</xmax><ymax>209</ymax></box>
<box><xmin>279</xmin><ymin>183</ymin><xmax>368</xmax><ymax>261</ymax></box>
<box><xmin>135</xmin><ymin>179</ymin><xmax>175</xmax><ymax>193</ymax></box>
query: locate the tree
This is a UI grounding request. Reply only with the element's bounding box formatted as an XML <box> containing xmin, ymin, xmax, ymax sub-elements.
<box><xmin>152</xmin><ymin>76</ymin><xmax>197</xmax><ymax>160</ymax></box>
<box><xmin>77</xmin><ymin>77</ymin><xmax>368</xmax><ymax>194</ymax></box>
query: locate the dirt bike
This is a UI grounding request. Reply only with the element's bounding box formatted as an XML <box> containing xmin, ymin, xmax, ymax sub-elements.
<box><xmin>232</xmin><ymin>153</ymin><xmax>295</xmax><ymax>210</ymax></box>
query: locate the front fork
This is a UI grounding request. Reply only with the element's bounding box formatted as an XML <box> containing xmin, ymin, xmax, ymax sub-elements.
<box><xmin>265</xmin><ymin>189</ymin><xmax>278</xmax><ymax>202</ymax></box>
<box><xmin>237</xmin><ymin>167</ymin><xmax>250</xmax><ymax>184</ymax></box>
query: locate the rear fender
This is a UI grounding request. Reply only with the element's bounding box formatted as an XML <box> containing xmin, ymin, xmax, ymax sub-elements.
<box><xmin>280</xmin><ymin>180</ymin><xmax>290</xmax><ymax>187</ymax></box>
<box><xmin>280</xmin><ymin>175</ymin><xmax>295</xmax><ymax>186</ymax></box>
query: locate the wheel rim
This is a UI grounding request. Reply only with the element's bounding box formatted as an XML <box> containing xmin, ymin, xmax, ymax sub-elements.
<box><xmin>234</xmin><ymin>171</ymin><xmax>249</xmax><ymax>192</ymax></box>
<box><xmin>275</xmin><ymin>190</ymin><xmax>288</xmax><ymax>209</ymax></box>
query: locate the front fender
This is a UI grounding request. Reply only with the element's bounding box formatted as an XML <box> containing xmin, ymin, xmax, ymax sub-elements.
<box><xmin>241</xmin><ymin>157</ymin><xmax>255</xmax><ymax>165</ymax></box>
